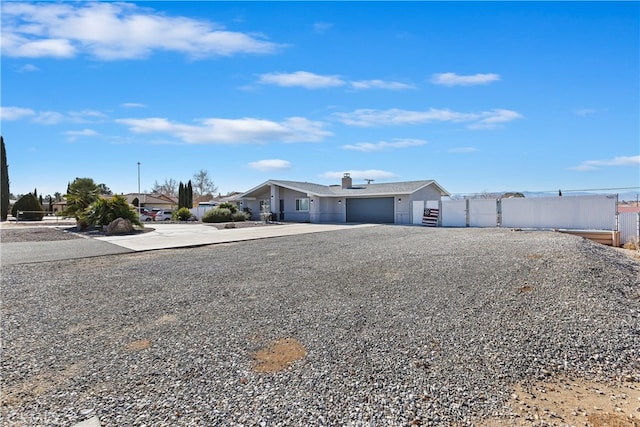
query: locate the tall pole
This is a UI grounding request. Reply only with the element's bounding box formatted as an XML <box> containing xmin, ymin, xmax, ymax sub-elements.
<box><xmin>137</xmin><ymin>162</ymin><xmax>141</xmax><ymax>217</ymax></box>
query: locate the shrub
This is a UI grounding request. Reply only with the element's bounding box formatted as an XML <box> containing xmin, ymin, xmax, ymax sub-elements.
<box><xmin>11</xmin><ymin>193</ymin><xmax>44</xmax><ymax>221</ymax></box>
<box><xmin>202</xmin><ymin>207</ymin><xmax>232</xmax><ymax>223</ymax></box>
<box><xmin>218</xmin><ymin>202</ymin><xmax>238</xmax><ymax>213</ymax></box>
<box><xmin>175</xmin><ymin>207</ymin><xmax>192</xmax><ymax>221</ymax></box>
<box><xmin>231</xmin><ymin>211</ymin><xmax>249</xmax><ymax>222</ymax></box>
<box><xmin>85</xmin><ymin>195</ymin><xmax>142</xmax><ymax>227</ymax></box>
<box><xmin>623</xmin><ymin>238</ymin><xmax>639</xmax><ymax>251</ymax></box>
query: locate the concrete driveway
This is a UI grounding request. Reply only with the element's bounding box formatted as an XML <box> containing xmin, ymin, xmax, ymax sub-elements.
<box><xmin>97</xmin><ymin>222</ymin><xmax>377</xmax><ymax>251</ymax></box>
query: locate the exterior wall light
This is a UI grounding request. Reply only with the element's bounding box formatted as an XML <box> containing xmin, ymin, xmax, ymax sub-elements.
<box><xmin>338</xmin><ymin>200</ymin><xmax>342</xmax><ymax>204</ymax></box>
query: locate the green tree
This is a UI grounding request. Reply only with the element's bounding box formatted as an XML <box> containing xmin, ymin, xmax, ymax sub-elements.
<box><xmin>187</xmin><ymin>180</ymin><xmax>193</xmax><ymax>207</ymax></box>
<box><xmin>64</xmin><ymin>177</ymin><xmax>101</xmax><ymax>223</ymax></box>
<box><xmin>11</xmin><ymin>193</ymin><xmax>44</xmax><ymax>220</ymax></box>
<box><xmin>97</xmin><ymin>183</ymin><xmax>113</xmax><ymax>195</ymax></box>
<box><xmin>1</xmin><ymin>136</ymin><xmax>9</xmax><ymax>221</ymax></box>
<box><xmin>85</xmin><ymin>195</ymin><xmax>142</xmax><ymax>227</ymax></box>
<box><xmin>178</xmin><ymin>182</ymin><xmax>185</xmax><ymax>209</ymax></box>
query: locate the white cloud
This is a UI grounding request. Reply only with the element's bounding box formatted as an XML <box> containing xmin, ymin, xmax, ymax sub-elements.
<box><xmin>1</xmin><ymin>2</ymin><xmax>282</xmax><ymax>60</ymax></box>
<box><xmin>341</xmin><ymin>138</ymin><xmax>426</xmax><ymax>152</ymax></box>
<box><xmin>350</xmin><ymin>80</ymin><xmax>415</xmax><ymax>90</ymax></box>
<box><xmin>574</xmin><ymin>108</ymin><xmax>597</xmax><ymax>116</ymax></box>
<box><xmin>121</xmin><ymin>102</ymin><xmax>147</xmax><ymax>108</ymax></box>
<box><xmin>320</xmin><ymin>170</ymin><xmax>398</xmax><ymax>180</ymax></box>
<box><xmin>32</xmin><ymin>111</ymin><xmax>65</xmax><ymax>125</ymax></box>
<box><xmin>65</xmin><ymin>128</ymin><xmax>99</xmax><ymax>141</ymax></box>
<box><xmin>258</xmin><ymin>72</ymin><xmax>414</xmax><ymax>91</ymax></box>
<box><xmin>431</xmin><ymin>72</ymin><xmax>500</xmax><ymax>87</ymax></box>
<box><xmin>248</xmin><ymin>159</ymin><xmax>292</xmax><ymax>171</ymax></box>
<box><xmin>467</xmin><ymin>109</ymin><xmax>523</xmax><ymax>129</ymax></box>
<box><xmin>334</xmin><ymin>108</ymin><xmax>522</xmax><ymax>129</ymax></box>
<box><xmin>116</xmin><ymin>116</ymin><xmax>332</xmax><ymax>144</ymax></box>
<box><xmin>313</xmin><ymin>22</ymin><xmax>333</xmax><ymax>33</ymax></box>
<box><xmin>17</xmin><ymin>64</ymin><xmax>40</xmax><ymax>72</ymax></box>
<box><xmin>571</xmin><ymin>155</ymin><xmax>640</xmax><ymax>171</ymax></box>
<box><xmin>448</xmin><ymin>147</ymin><xmax>478</xmax><ymax>153</ymax></box>
<box><xmin>0</xmin><ymin>106</ymin><xmax>36</xmax><ymax>121</ymax></box>
<box><xmin>258</xmin><ymin>71</ymin><xmax>345</xmax><ymax>89</ymax></box>
<box><xmin>68</xmin><ymin>110</ymin><xmax>108</xmax><ymax>122</ymax></box>
<box><xmin>0</xmin><ymin>106</ymin><xmax>107</xmax><ymax>124</ymax></box>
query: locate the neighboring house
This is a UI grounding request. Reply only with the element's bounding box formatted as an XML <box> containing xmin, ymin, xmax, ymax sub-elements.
<box><xmin>123</xmin><ymin>193</ymin><xmax>178</xmax><ymax>211</ymax></box>
<box><xmin>236</xmin><ymin>174</ymin><xmax>450</xmax><ymax>224</ymax></box>
<box><xmin>618</xmin><ymin>204</ymin><xmax>640</xmax><ymax>214</ymax></box>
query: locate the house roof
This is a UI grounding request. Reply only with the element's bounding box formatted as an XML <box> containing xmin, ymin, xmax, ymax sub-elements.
<box><xmin>239</xmin><ymin>179</ymin><xmax>450</xmax><ymax>199</ymax></box>
<box><xmin>123</xmin><ymin>193</ymin><xmax>178</xmax><ymax>205</ymax></box>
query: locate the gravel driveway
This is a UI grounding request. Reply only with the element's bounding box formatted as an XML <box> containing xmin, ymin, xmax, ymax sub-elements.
<box><xmin>1</xmin><ymin>226</ymin><xmax>639</xmax><ymax>426</ymax></box>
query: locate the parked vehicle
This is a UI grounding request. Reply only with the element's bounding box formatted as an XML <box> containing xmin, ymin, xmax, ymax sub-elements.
<box><xmin>154</xmin><ymin>210</ymin><xmax>173</xmax><ymax>221</ymax></box>
<box><xmin>139</xmin><ymin>208</ymin><xmax>155</xmax><ymax>222</ymax></box>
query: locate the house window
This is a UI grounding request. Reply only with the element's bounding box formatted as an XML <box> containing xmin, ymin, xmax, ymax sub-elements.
<box><xmin>295</xmin><ymin>198</ymin><xmax>309</xmax><ymax>211</ymax></box>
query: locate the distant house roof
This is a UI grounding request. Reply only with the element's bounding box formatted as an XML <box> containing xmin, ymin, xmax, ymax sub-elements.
<box><xmin>123</xmin><ymin>193</ymin><xmax>178</xmax><ymax>205</ymax></box>
<box><xmin>618</xmin><ymin>205</ymin><xmax>640</xmax><ymax>213</ymax></box>
<box><xmin>239</xmin><ymin>179</ymin><xmax>450</xmax><ymax>199</ymax></box>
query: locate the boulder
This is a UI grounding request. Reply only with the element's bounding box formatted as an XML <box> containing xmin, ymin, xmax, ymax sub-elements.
<box><xmin>106</xmin><ymin>217</ymin><xmax>134</xmax><ymax>235</ymax></box>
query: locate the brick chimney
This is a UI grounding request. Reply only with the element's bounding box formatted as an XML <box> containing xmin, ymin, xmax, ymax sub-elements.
<box><xmin>341</xmin><ymin>173</ymin><xmax>352</xmax><ymax>189</ymax></box>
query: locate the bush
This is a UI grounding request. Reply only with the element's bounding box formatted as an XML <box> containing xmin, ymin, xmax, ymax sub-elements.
<box><xmin>231</xmin><ymin>211</ymin><xmax>249</xmax><ymax>222</ymax></box>
<box><xmin>175</xmin><ymin>207</ymin><xmax>192</xmax><ymax>221</ymax></box>
<box><xmin>202</xmin><ymin>207</ymin><xmax>232</xmax><ymax>223</ymax></box>
<box><xmin>11</xmin><ymin>193</ymin><xmax>44</xmax><ymax>221</ymax></box>
<box><xmin>85</xmin><ymin>195</ymin><xmax>142</xmax><ymax>227</ymax></box>
<box><xmin>218</xmin><ymin>202</ymin><xmax>238</xmax><ymax>213</ymax></box>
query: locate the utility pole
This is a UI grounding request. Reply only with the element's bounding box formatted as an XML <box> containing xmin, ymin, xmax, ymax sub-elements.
<box><xmin>137</xmin><ymin>162</ymin><xmax>141</xmax><ymax>217</ymax></box>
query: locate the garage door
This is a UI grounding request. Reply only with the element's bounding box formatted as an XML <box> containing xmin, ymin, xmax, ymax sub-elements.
<box><xmin>346</xmin><ymin>197</ymin><xmax>394</xmax><ymax>223</ymax></box>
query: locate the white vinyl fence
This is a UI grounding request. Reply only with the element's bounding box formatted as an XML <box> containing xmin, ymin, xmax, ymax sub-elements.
<box><xmin>437</xmin><ymin>194</ymin><xmax>637</xmax><ymax>246</ymax></box>
<box><xmin>619</xmin><ymin>212</ymin><xmax>640</xmax><ymax>246</ymax></box>
<box><xmin>500</xmin><ymin>195</ymin><xmax>617</xmax><ymax>230</ymax></box>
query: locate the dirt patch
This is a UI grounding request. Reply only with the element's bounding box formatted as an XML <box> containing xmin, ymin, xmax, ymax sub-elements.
<box><xmin>0</xmin><ymin>362</ymin><xmax>85</xmax><ymax>406</ymax></box>
<box><xmin>476</xmin><ymin>376</ymin><xmax>640</xmax><ymax>426</ymax></box>
<box><xmin>125</xmin><ymin>339</ymin><xmax>152</xmax><ymax>351</ymax></box>
<box><xmin>252</xmin><ymin>337</ymin><xmax>307</xmax><ymax>373</ymax></box>
<box><xmin>518</xmin><ymin>285</ymin><xmax>535</xmax><ymax>293</ymax></box>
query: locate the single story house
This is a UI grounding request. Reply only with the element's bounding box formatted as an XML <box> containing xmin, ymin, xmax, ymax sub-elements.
<box><xmin>123</xmin><ymin>193</ymin><xmax>178</xmax><ymax>211</ymax></box>
<box><xmin>236</xmin><ymin>174</ymin><xmax>450</xmax><ymax>224</ymax></box>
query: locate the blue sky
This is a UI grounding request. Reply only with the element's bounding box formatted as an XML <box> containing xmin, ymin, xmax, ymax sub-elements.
<box><xmin>1</xmin><ymin>1</ymin><xmax>638</xmax><ymax>198</ymax></box>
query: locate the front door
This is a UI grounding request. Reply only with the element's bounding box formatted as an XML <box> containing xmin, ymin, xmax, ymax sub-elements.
<box><xmin>279</xmin><ymin>199</ymin><xmax>285</xmax><ymax>221</ymax></box>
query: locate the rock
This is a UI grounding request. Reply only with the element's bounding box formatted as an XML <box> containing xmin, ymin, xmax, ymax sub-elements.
<box><xmin>106</xmin><ymin>217</ymin><xmax>134</xmax><ymax>235</ymax></box>
<box><xmin>72</xmin><ymin>416</ymin><xmax>101</xmax><ymax>427</ymax></box>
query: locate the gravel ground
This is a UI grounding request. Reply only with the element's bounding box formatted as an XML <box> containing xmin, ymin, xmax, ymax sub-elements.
<box><xmin>1</xmin><ymin>226</ymin><xmax>639</xmax><ymax>426</ymax></box>
<box><xmin>1</xmin><ymin>227</ymin><xmax>83</xmax><ymax>243</ymax></box>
